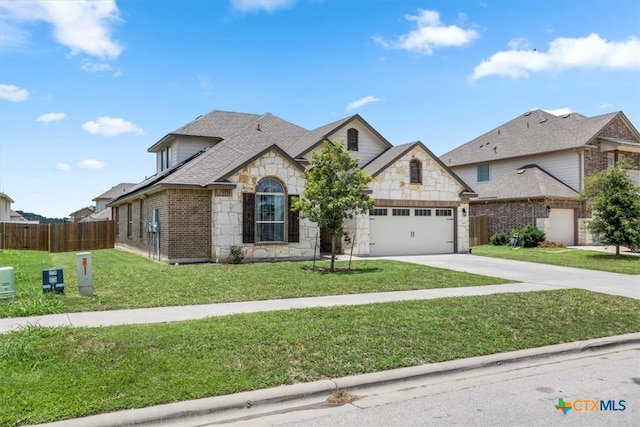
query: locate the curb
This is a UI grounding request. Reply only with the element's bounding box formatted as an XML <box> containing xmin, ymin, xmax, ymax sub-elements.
<box><xmin>36</xmin><ymin>332</ymin><xmax>640</xmax><ymax>427</ymax></box>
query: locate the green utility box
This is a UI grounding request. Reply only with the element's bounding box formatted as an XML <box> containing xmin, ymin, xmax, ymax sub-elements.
<box><xmin>42</xmin><ymin>268</ymin><xmax>64</xmax><ymax>294</ymax></box>
<box><xmin>0</xmin><ymin>267</ymin><xmax>16</xmax><ymax>301</ymax></box>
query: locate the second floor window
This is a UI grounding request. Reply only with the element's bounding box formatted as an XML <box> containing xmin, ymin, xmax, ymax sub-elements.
<box><xmin>347</xmin><ymin>128</ymin><xmax>359</xmax><ymax>151</ymax></box>
<box><xmin>477</xmin><ymin>164</ymin><xmax>490</xmax><ymax>182</ymax></box>
<box><xmin>161</xmin><ymin>146</ymin><xmax>172</xmax><ymax>171</ymax></box>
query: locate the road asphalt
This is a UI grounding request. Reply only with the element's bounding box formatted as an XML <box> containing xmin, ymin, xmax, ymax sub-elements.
<box><xmin>2</xmin><ymin>252</ymin><xmax>637</xmax><ymax>426</ymax></box>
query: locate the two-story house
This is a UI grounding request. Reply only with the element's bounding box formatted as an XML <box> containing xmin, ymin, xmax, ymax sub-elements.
<box><xmin>108</xmin><ymin>110</ymin><xmax>475</xmax><ymax>263</ymax></box>
<box><xmin>0</xmin><ymin>192</ymin><xmax>15</xmax><ymax>222</ymax></box>
<box><xmin>440</xmin><ymin>110</ymin><xmax>640</xmax><ymax>245</ymax></box>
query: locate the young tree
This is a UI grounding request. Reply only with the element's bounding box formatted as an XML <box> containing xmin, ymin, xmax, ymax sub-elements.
<box><xmin>579</xmin><ymin>158</ymin><xmax>640</xmax><ymax>255</ymax></box>
<box><xmin>293</xmin><ymin>141</ymin><xmax>374</xmax><ymax>271</ymax></box>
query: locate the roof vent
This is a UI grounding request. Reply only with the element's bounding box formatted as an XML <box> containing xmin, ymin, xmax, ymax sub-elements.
<box><xmin>257</xmin><ymin>124</ymin><xmax>261</xmax><ymax>131</ymax></box>
<box><xmin>524</xmin><ymin>111</ymin><xmax>532</xmax><ymax>116</ymax></box>
<box><xmin>540</xmin><ymin>118</ymin><xmax>547</xmax><ymax>123</ymax></box>
<box><xmin>562</xmin><ymin>114</ymin><xmax>571</xmax><ymax>118</ymax></box>
<box><xmin>517</xmin><ymin>169</ymin><xmax>526</xmax><ymax>174</ymax></box>
<box><xmin>498</xmin><ymin>129</ymin><xmax>500</xmax><ymax>135</ymax></box>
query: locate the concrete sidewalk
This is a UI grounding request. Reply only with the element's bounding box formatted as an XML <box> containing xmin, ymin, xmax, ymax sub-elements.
<box><xmin>1</xmin><ymin>282</ymin><xmax>552</xmax><ymax>334</ymax></box>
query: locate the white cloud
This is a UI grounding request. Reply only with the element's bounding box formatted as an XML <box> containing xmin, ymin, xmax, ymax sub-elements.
<box><xmin>82</xmin><ymin>116</ymin><xmax>144</xmax><ymax>136</ymax></box>
<box><xmin>56</xmin><ymin>162</ymin><xmax>71</xmax><ymax>171</ymax></box>
<box><xmin>37</xmin><ymin>112</ymin><xmax>66</xmax><ymax>122</ymax></box>
<box><xmin>600</xmin><ymin>102</ymin><xmax>613</xmax><ymax>109</ymax></box>
<box><xmin>231</xmin><ymin>0</ymin><xmax>296</xmax><ymax>13</ymax></box>
<box><xmin>346</xmin><ymin>96</ymin><xmax>381</xmax><ymax>112</ymax></box>
<box><xmin>374</xmin><ymin>9</ymin><xmax>480</xmax><ymax>55</ymax></box>
<box><xmin>78</xmin><ymin>159</ymin><xmax>105</xmax><ymax>170</ymax></box>
<box><xmin>0</xmin><ymin>0</ymin><xmax>123</xmax><ymax>59</ymax></box>
<box><xmin>470</xmin><ymin>33</ymin><xmax>640</xmax><ymax>81</ymax></box>
<box><xmin>540</xmin><ymin>107</ymin><xmax>573</xmax><ymax>116</ymax></box>
<box><xmin>0</xmin><ymin>83</ymin><xmax>30</xmax><ymax>102</ymax></box>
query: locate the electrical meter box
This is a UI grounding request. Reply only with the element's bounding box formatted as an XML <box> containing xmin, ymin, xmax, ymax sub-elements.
<box><xmin>42</xmin><ymin>268</ymin><xmax>64</xmax><ymax>294</ymax></box>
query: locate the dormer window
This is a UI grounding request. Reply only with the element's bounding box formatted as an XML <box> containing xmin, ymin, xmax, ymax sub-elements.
<box><xmin>410</xmin><ymin>159</ymin><xmax>422</xmax><ymax>184</ymax></box>
<box><xmin>347</xmin><ymin>128</ymin><xmax>359</xmax><ymax>151</ymax></box>
<box><xmin>160</xmin><ymin>146</ymin><xmax>172</xmax><ymax>171</ymax></box>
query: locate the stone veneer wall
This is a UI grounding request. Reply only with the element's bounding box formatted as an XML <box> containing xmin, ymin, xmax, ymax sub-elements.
<box><xmin>214</xmin><ymin>150</ymin><xmax>319</xmax><ymax>262</ymax></box>
<box><xmin>356</xmin><ymin>146</ymin><xmax>469</xmax><ymax>254</ymax></box>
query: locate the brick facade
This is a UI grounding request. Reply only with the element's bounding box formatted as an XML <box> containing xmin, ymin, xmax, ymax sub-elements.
<box><xmin>470</xmin><ymin>198</ymin><xmax>582</xmax><ymax>238</ymax></box>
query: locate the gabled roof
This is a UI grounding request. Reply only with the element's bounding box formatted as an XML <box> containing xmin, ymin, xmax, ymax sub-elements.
<box><xmin>147</xmin><ymin>110</ymin><xmax>263</xmax><ymax>152</ymax></box>
<box><xmin>363</xmin><ymin>141</ymin><xmax>475</xmax><ymax>194</ymax></box>
<box><xmin>92</xmin><ymin>183</ymin><xmax>136</xmax><ymax>201</ymax></box>
<box><xmin>474</xmin><ymin>164</ymin><xmax>578</xmax><ymax>201</ymax></box>
<box><xmin>69</xmin><ymin>206</ymin><xmax>95</xmax><ymax>217</ymax></box>
<box><xmin>440</xmin><ymin>110</ymin><xmax>637</xmax><ymax>167</ymax></box>
<box><xmin>290</xmin><ymin>114</ymin><xmax>393</xmax><ymax>158</ymax></box>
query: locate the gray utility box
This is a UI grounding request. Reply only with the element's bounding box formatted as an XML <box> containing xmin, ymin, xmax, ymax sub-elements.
<box><xmin>43</xmin><ymin>268</ymin><xmax>64</xmax><ymax>294</ymax></box>
<box><xmin>0</xmin><ymin>267</ymin><xmax>16</xmax><ymax>301</ymax></box>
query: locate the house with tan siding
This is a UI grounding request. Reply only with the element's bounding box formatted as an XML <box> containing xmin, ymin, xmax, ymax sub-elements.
<box><xmin>440</xmin><ymin>110</ymin><xmax>640</xmax><ymax>245</ymax></box>
<box><xmin>108</xmin><ymin>110</ymin><xmax>474</xmax><ymax>263</ymax></box>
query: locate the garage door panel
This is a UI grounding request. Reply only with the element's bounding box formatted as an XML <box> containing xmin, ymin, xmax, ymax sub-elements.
<box><xmin>369</xmin><ymin>208</ymin><xmax>454</xmax><ymax>256</ymax></box>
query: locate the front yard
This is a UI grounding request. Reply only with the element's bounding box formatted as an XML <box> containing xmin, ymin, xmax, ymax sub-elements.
<box><xmin>471</xmin><ymin>245</ymin><xmax>640</xmax><ymax>274</ymax></box>
<box><xmin>2</xmin><ymin>289</ymin><xmax>639</xmax><ymax>425</ymax></box>
<box><xmin>0</xmin><ymin>249</ymin><xmax>510</xmax><ymax>318</ymax></box>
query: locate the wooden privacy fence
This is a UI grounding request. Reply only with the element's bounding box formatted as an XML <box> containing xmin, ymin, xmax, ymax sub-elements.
<box><xmin>0</xmin><ymin>221</ymin><xmax>115</xmax><ymax>253</ymax></box>
<box><xmin>469</xmin><ymin>215</ymin><xmax>489</xmax><ymax>247</ymax></box>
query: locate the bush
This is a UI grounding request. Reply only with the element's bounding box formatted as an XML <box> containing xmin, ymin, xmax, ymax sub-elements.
<box><xmin>229</xmin><ymin>246</ymin><xmax>245</xmax><ymax>264</ymax></box>
<box><xmin>490</xmin><ymin>232</ymin><xmax>508</xmax><ymax>246</ymax></box>
<box><xmin>518</xmin><ymin>224</ymin><xmax>546</xmax><ymax>248</ymax></box>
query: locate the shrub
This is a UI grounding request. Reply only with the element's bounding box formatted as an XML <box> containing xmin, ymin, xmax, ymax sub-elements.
<box><xmin>490</xmin><ymin>232</ymin><xmax>508</xmax><ymax>246</ymax></box>
<box><xmin>518</xmin><ymin>224</ymin><xmax>546</xmax><ymax>248</ymax></box>
<box><xmin>229</xmin><ymin>246</ymin><xmax>245</xmax><ymax>264</ymax></box>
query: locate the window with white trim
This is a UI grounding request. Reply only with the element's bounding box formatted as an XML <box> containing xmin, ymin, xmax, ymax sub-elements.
<box><xmin>369</xmin><ymin>208</ymin><xmax>388</xmax><ymax>216</ymax></box>
<box><xmin>256</xmin><ymin>178</ymin><xmax>285</xmax><ymax>242</ymax></box>
<box><xmin>435</xmin><ymin>209</ymin><xmax>452</xmax><ymax>217</ymax></box>
<box><xmin>415</xmin><ymin>209</ymin><xmax>431</xmax><ymax>216</ymax></box>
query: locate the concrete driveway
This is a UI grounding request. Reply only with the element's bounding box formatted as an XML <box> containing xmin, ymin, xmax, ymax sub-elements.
<box><xmin>379</xmin><ymin>254</ymin><xmax>640</xmax><ymax>300</ymax></box>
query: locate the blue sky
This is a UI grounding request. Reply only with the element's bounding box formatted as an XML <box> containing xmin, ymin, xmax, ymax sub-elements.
<box><xmin>1</xmin><ymin>0</ymin><xmax>639</xmax><ymax>218</ymax></box>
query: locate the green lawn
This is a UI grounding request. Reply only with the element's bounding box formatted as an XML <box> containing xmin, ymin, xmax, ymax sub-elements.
<box><xmin>472</xmin><ymin>245</ymin><xmax>640</xmax><ymax>274</ymax></box>
<box><xmin>0</xmin><ymin>249</ymin><xmax>510</xmax><ymax>318</ymax></box>
<box><xmin>2</xmin><ymin>289</ymin><xmax>639</xmax><ymax>425</ymax></box>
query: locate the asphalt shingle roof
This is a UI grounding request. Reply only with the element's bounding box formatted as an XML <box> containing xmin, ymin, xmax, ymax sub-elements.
<box><xmin>93</xmin><ymin>183</ymin><xmax>136</xmax><ymax>201</ymax></box>
<box><xmin>474</xmin><ymin>164</ymin><xmax>578</xmax><ymax>200</ymax></box>
<box><xmin>440</xmin><ymin>110</ymin><xmax>621</xmax><ymax>167</ymax></box>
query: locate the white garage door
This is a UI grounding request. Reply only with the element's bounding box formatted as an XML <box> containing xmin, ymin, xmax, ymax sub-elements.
<box><xmin>547</xmin><ymin>209</ymin><xmax>574</xmax><ymax>245</ymax></box>
<box><xmin>369</xmin><ymin>208</ymin><xmax>455</xmax><ymax>256</ymax></box>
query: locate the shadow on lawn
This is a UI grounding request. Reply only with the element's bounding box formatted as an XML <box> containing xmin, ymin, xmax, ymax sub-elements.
<box><xmin>300</xmin><ymin>266</ymin><xmax>382</xmax><ymax>274</ymax></box>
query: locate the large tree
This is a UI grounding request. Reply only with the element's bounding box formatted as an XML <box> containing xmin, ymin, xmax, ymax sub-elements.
<box><xmin>293</xmin><ymin>141</ymin><xmax>374</xmax><ymax>271</ymax></box>
<box><xmin>579</xmin><ymin>158</ymin><xmax>640</xmax><ymax>255</ymax></box>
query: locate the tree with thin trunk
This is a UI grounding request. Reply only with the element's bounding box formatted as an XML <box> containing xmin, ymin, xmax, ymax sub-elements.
<box><xmin>293</xmin><ymin>141</ymin><xmax>374</xmax><ymax>271</ymax></box>
<box><xmin>579</xmin><ymin>158</ymin><xmax>640</xmax><ymax>256</ymax></box>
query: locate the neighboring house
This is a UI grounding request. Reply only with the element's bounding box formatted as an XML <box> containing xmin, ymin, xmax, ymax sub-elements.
<box><xmin>90</xmin><ymin>183</ymin><xmax>135</xmax><ymax>221</ymax></box>
<box><xmin>108</xmin><ymin>110</ymin><xmax>475</xmax><ymax>263</ymax></box>
<box><xmin>9</xmin><ymin>210</ymin><xmax>27</xmax><ymax>222</ymax></box>
<box><xmin>69</xmin><ymin>206</ymin><xmax>95</xmax><ymax>223</ymax></box>
<box><xmin>440</xmin><ymin>110</ymin><xmax>640</xmax><ymax>245</ymax></box>
<box><xmin>0</xmin><ymin>193</ymin><xmax>14</xmax><ymax>222</ymax></box>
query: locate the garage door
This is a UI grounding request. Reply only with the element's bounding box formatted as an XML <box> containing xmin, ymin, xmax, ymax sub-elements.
<box><xmin>547</xmin><ymin>208</ymin><xmax>574</xmax><ymax>245</ymax></box>
<box><xmin>369</xmin><ymin>208</ymin><xmax>454</xmax><ymax>256</ymax></box>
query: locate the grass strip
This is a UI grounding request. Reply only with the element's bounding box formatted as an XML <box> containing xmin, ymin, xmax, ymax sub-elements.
<box><xmin>471</xmin><ymin>245</ymin><xmax>640</xmax><ymax>274</ymax></box>
<box><xmin>2</xmin><ymin>289</ymin><xmax>639</xmax><ymax>425</ymax></box>
<box><xmin>0</xmin><ymin>249</ymin><xmax>509</xmax><ymax>318</ymax></box>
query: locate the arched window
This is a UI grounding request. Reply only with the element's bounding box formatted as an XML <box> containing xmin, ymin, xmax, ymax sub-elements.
<box><xmin>256</xmin><ymin>178</ymin><xmax>285</xmax><ymax>242</ymax></box>
<box><xmin>347</xmin><ymin>128</ymin><xmax>359</xmax><ymax>151</ymax></box>
<box><xmin>410</xmin><ymin>159</ymin><xmax>422</xmax><ymax>184</ymax></box>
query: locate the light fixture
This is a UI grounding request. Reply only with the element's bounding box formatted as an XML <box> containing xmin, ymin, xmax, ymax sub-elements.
<box><xmin>462</xmin><ymin>208</ymin><xmax>467</xmax><ymax>216</ymax></box>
